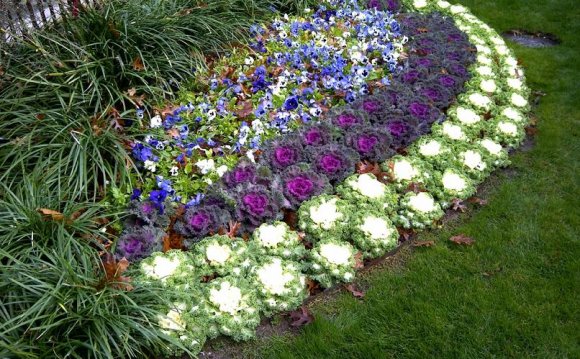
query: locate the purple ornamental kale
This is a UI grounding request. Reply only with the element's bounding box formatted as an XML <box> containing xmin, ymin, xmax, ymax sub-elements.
<box><xmin>234</xmin><ymin>184</ymin><xmax>282</xmax><ymax>230</ymax></box>
<box><xmin>116</xmin><ymin>226</ymin><xmax>165</xmax><ymax>262</ymax></box>
<box><xmin>125</xmin><ymin>199</ymin><xmax>172</xmax><ymax>229</ymax></box>
<box><xmin>384</xmin><ymin>116</ymin><xmax>429</xmax><ymax>148</ymax></box>
<box><xmin>174</xmin><ymin>204</ymin><xmax>231</xmax><ymax>245</ymax></box>
<box><xmin>309</xmin><ymin>144</ymin><xmax>360</xmax><ymax>184</ymax></box>
<box><xmin>407</xmin><ymin>100</ymin><xmax>442</xmax><ymax>124</ymax></box>
<box><xmin>222</xmin><ymin>160</ymin><xmax>257</xmax><ymax>188</ymax></box>
<box><xmin>279</xmin><ymin>165</ymin><xmax>331</xmax><ymax>209</ymax></box>
<box><xmin>345</xmin><ymin>125</ymin><xmax>394</xmax><ymax>162</ymax></box>
<box><xmin>351</xmin><ymin>95</ymin><xmax>389</xmax><ymax>123</ymax></box>
<box><xmin>328</xmin><ymin>107</ymin><xmax>370</xmax><ymax>130</ymax></box>
<box><xmin>298</xmin><ymin>122</ymin><xmax>340</xmax><ymax>147</ymax></box>
<box><xmin>418</xmin><ymin>84</ymin><xmax>453</xmax><ymax>107</ymax></box>
<box><xmin>260</xmin><ymin>135</ymin><xmax>305</xmax><ymax>170</ymax></box>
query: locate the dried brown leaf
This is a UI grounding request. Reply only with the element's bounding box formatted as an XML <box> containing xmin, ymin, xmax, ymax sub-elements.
<box><xmin>413</xmin><ymin>240</ymin><xmax>435</xmax><ymax>247</ymax></box>
<box><xmin>449</xmin><ymin>234</ymin><xmax>475</xmax><ymax>246</ymax></box>
<box><xmin>344</xmin><ymin>283</ymin><xmax>365</xmax><ymax>298</ymax></box>
<box><xmin>289</xmin><ymin>306</ymin><xmax>314</xmax><ymax>328</ymax></box>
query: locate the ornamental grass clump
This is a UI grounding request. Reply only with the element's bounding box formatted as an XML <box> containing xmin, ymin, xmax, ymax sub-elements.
<box><xmin>250</xmin><ymin>257</ymin><xmax>308</xmax><ymax>316</ymax></box>
<box><xmin>249</xmin><ymin>222</ymin><xmax>307</xmax><ymax>261</ymax></box>
<box><xmin>306</xmin><ymin>239</ymin><xmax>357</xmax><ymax>288</ymax></box>
<box><xmin>336</xmin><ymin>174</ymin><xmax>399</xmax><ymax>213</ymax></box>
<box><xmin>190</xmin><ymin>235</ymin><xmax>252</xmax><ymax>277</ymax></box>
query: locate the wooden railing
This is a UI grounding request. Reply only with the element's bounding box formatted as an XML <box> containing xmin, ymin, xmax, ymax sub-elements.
<box><xmin>0</xmin><ymin>0</ymin><xmax>99</xmax><ymax>41</ymax></box>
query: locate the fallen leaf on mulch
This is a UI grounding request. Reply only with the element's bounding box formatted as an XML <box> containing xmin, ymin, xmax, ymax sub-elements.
<box><xmin>397</xmin><ymin>227</ymin><xmax>415</xmax><ymax>241</ymax></box>
<box><xmin>344</xmin><ymin>283</ymin><xmax>365</xmax><ymax>298</ymax></box>
<box><xmin>289</xmin><ymin>306</ymin><xmax>314</xmax><ymax>328</ymax></box>
<box><xmin>525</xmin><ymin>126</ymin><xmax>538</xmax><ymax>136</ymax></box>
<box><xmin>354</xmin><ymin>252</ymin><xmax>365</xmax><ymax>269</ymax></box>
<box><xmin>413</xmin><ymin>240</ymin><xmax>435</xmax><ymax>247</ymax></box>
<box><xmin>449</xmin><ymin>234</ymin><xmax>475</xmax><ymax>246</ymax></box>
<box><xmin>451</xmin><ymin>199</ymin><xmax>467</xmax><ymax>212</ymax></box>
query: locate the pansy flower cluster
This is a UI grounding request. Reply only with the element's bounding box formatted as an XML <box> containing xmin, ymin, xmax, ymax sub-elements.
<box><xmin>114</xmin><ymin>1</ymin><xmax>532</xmax><ymax>354</ymax></box>
<box><xmin>124</xmin><ymin>1</ymin><xmax>408</xmax><ymax>207</ymax></box>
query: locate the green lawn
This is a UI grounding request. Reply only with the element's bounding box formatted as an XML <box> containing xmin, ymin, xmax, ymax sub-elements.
<box><xmin>220</xmin><ymin>1</ymin><xmax>580</xmax><ymax>357</ymax></box>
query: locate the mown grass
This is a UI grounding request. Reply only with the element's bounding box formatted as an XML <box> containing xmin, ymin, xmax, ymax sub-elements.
<box><xmin>234</xmin><ymin>0</ymin><xmax>580</xmax><ymax>357</ymax></box>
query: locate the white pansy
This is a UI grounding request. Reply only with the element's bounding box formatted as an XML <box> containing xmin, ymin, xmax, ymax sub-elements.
<box><xmin>209</xmin><ymin>281</ymin><xmax>242</xmax><ymax>315</ymax></box>
<box><xmin>196</xmin><ymin>159</ymin><xmax>215</xmax><ymax>174</ymax></box>
<box><xmin>507</xmin><ymin>78</ymin><xmax>523</xmax><ymax>90</ymax></box>
<box><xmin>408</xmin><ymin>192</ymin><xmax>437</xmax><ymax>213</ymax></box>
<box><xmin>419</xmin><ymin>140</ymin><xmax>443</xmax><ymax>156</ymax></box>
<box><xmin>216</xmin><ymin>165</ymin><xmax>228</xmax><ymax>177</ymax></box>
<box><xmin>170</xmin><ymin>166</ymin><xmax>179</xmax><ymax>176</ymax></box>
<box><xmin>469</xmin><ymin>93</ymin><xmax>492</xmax><ymax>108</ymax></box>
<box><xmin>360</xmin><ymin>216</ymin><xmax>393</xmax><ymax>240</ymax></box>
<box><xmin>456</xmin><ymin>107</ymin><xmax>481</xmax><ymax>125</ymax></box>
<box><xmin>350</xmin><ymin>174</ymin><xmax>386</xmax><ymax>199</ymax></box>
<box><xmin>150</xmin><ymin>115</ymin><xmax>162</xmax><ymax>128</ymax></box>
<box><xmin>442</xmin><ymin>171</ymin><xmax>467</xmax><ymax>191</ymax></box>
<box><xmin>320</xmin><ymin>243</ymin><xmax>352</xmax><ymax>265</ymax></box>
<box><xmin>480</xmin><ymin>139</ymin><xmax>504</xmax><ymax>155</ymax></box>
<box><xmin>502</xmin><ymin>107</ymin><xmax>524</xmax><ymax>122</ymax></box>
<box><xmin>310</xmin><ymin>198</ymin><xmax>343</xmax><ymax>230</ymax></box>
<box><xmin>476</xmin><ymin>66</ymin><xmax>494</xmax><ymax>77</ymax></box>
<box><xmin>393</xmin><ymin>159</ymin><xmax>419</xmax><ymax>181</ymax></box>
<box><xmin>498</xmin><ymin>121</ymin><xmax>519</xmax><ymax>136</ymax></box>
<box><xmin>256</xmin><ymin>258</ymin><xmax>295</xmax><ymax>295</ymax></box>
<box><xmin>413</xmin><ymin>0</ymin><xmax>427</xmax><ymax>8</ymax></box>
<box><xmin>462</xmin><ymin>150</ymin><xmax>487</xmax><ymax>170</ymax></box>
<box><xmin>442</xmin><ymin>122</ymin><xmax>466</xmax><ymax>140</ymax></box>
<box><xmin>257</xmin><ymin>223</ymin><xmax>287</xmax><ymax>247</ymax></box>
<box><xmin>480</xmin><ymin>79</ymin><xmax>497</xmax><ymax>93</ymax></box>
<box><xmin>511</xmin><ymin>93</ymin><xmax>528</xmax><ymax>107</ymax></box>
<box><xmin>143</xmin><ymin>256</ymin><xmax>181</xmax><ymax>281</ymax></box>
<box><xmin>206</xmin><ymin>243</ymin><xmax>232</xmax><ymax>265</ymax></box>
<box><xmin>144</xmin><ymin>160</ymin><xmax>157</xmax><ymax>172</ymax></box>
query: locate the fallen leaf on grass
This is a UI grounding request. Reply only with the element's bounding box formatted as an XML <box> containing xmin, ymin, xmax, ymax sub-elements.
<box><xmin>235</xmin><ymin>100</ymin><xmax>254</xmax><ymax>119</ymax></box>
<box><xmin>413</xmin><ymin>240</ymin><xmax>435</xmax><ymax>247</ymax></box>
<box><xmin>449</xmin><ymin>234</ymin><xmax>475</xmax><ymax>246</ymax></box>
<box><xmin>525</xmin><ymin>126</ymin><xmax>538</xmax><ymax>136</ymax></box>
<box><xmin>344</xmin><ymin>283</ymin><xmax>365</xmax><ymax>298</ymax></box>
<box><xmin>468</xmin><ymin>197</ymin><xmax>488</xmax><ymax>206</ymax></box>
<box><xmin>306</xmin><ymin>278</ymin><xmax>320</xmax><ymax>295</ymax></box>
<box><xmin>289</xmin><ymin>306</ymin><xmax>314</xmax><ymax>328</ymax></box>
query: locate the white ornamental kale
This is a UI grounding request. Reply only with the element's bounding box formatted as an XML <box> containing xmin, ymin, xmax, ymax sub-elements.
<box><xmin>190</xmin><ymin>235</ymin><xmax>252</xmax><ymax>277</ymax></box>
<box><xmin>250</xmin><ymin>257</ymin><xmax>308</xmax><ymax>316</ymax></box>
<box><xmin>395</xmin><ymin>192</ymin><xmax>445</xmax><ymax>230</ymax></box>
<box><xmin>137</xmin><ymin>250</ymin><xmax>198</xmax><ymax>288</ymax></box>
<box><xmin>349</xmin><ymin>210</ymin><xmax>399</xmax><ymax>259</ymax></box>
<box><xmin>205</xmin><ymin>276</ymin><xmax>261</xmax><ymax>341</ymax></box>
<box><xmin>156</xmin><ymin>297</ymin><xmax>209</xmax><ymax>357</ymax></box>
<box><xmin>381</xmin><ymin>156</ymin><xmax>435</xmax><ymax>191</ymax></box>
<box><xmin>298</xmin><ymin>195</ymin><xmax>352</xmax><ymax>242</ymax></box>
<box><xmin>336</xmin><ymin>173</ymin><xmax>399</xmax><ymax>213</ymax></box>
<box><xmin>307</xmin><ymin>239</ymin><xmax>357</xmax><ymax>288</ymax></box>
<box><xmin>249</xmin><ymin>221</ymin><xmax>306</xmax><ymax>261</ymax></box>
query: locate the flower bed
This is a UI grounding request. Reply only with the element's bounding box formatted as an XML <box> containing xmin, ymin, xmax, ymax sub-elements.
<box><xmin>114</xmin><ymin>0</ymin><xmax>531</xmax><ymax>355</ymax></box>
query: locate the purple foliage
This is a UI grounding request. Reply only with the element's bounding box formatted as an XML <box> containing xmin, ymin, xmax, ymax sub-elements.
<box><xmin>174</xmin><ymin>204</ymin><xmax>231</xmax><ymax>244</ymax></box>
<box><xmin>328</xmin><ymin>107</ymin><xmax>370</xmax><ymax>130</ymax></box>
<box><xmin>234</xmin><ymin>184</ymin><xmax>282</xmax><ymax>230</ymax></box>
<box><xmin>116</xmin><ymin>226</ymin><xmax>164</xmax><ymax>261</ymax></box>
<box><xmin>345</xmin><ymin>125</ymin><xmax>394</xmax><ymax>162</ymax></box>
<box><xmin>279</xmin><ymin>165</ymin><xmax>331</xmax><ymax>209</ymax></box>
<box><xmin>298</xmin><ymin>122</ymin><xmax>340</xmax><ymax>147</ymax></box>
<box><xmin>260</xmin><ymin>135</ymin><xmax>305</xmax><ymax>170</ymax></box>
<box><xmin>309</xmin><ymin>144</ymin><xmax>360</xmax><ymax>184</ymax></box>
